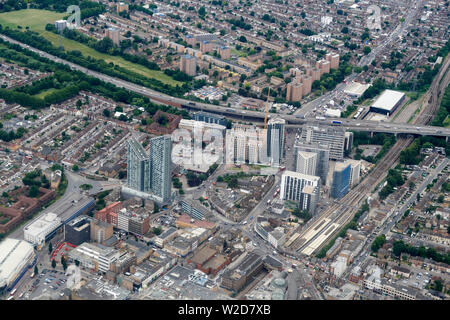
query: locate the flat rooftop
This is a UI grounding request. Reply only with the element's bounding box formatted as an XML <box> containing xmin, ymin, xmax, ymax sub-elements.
<box><xmin>371</xmin><ymin>90</ymin><xmax>405</xmax><ymax>111</ymax></box>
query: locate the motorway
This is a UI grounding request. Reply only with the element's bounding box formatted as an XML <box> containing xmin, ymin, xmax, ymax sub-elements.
<box><xmin>1</xmin><ymin>33</ymin><xmax>449</xmax><ymax>137</ymax></box>
<box><xmin>285</xmin><ymin>49</ymin><xmax>450</xmax><ymax>258</ymax></box>
<box><xmin>292</xmin><ymin>0</ymin><xmax>422</xmax><ymax>117</ymax></box>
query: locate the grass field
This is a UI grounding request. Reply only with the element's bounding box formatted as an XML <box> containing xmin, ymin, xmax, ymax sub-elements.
<box><xmin>33</xmin><ymin>88</ymin><xmax>59</xmax><ymax>99</ymax></box>
<box><xmin>0</xmin><ymin>9</ymin><xmax>181</xmax><ymax>86</ymax></box>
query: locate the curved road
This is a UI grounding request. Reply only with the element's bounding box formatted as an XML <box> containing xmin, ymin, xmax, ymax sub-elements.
<box><xmin>1</xmin><ymin>34</ymin><xmax>449</xmax><ymax>137</ymax></box>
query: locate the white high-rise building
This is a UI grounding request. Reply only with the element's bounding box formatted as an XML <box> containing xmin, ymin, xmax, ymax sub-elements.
<box><xmin>294</xmin><ymin>142</ymin><xmax>329</xmax><ymax>184</ymax></box>
<box><xmin>149</xmin><ymin>135</ymin><xmax>172</xmax><ymax>204</ymax></box>
<box><xmin>344</xmin><ymin>159</ymin><xmax>361</xmax><ymax>187</ymax></box>
<box><xmin>280</xmin><ymin>171</ymin><xmax>321</xmax><ymax>214</ymax></box>
<box><xmin>295</xmin><ymin>151</ymin><xmax>318</xmax><ymax>176</ymax></box>
<box><xmin>267</xmin><ymin>118</ymin><xmax>285</xmax><ymax>166</ymax></box>
<box><xmin>226</xmin><ymin>125</ymin><xmax>268</xmax><ymax>165</ymax></box>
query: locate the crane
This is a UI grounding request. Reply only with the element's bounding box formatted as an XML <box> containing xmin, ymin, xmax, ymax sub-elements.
<box><xmin>264</xmin><ymin>87</ymin><xmax>271</xmax><ymax>129</ymax></box>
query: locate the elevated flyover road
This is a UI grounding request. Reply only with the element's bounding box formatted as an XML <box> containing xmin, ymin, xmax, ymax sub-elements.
<box><xmin>2</xmin><ymin>34</ymin><xmax>449</xmax><ymax>137</ymax></box>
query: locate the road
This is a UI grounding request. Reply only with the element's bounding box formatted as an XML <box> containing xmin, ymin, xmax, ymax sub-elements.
<box><xmin>342</xmin><ymin>157</ymin><xmax>449</xmax><ymax>280</ymax></box>
<box><xmin>8</xmin><ymin>168</ymin><xmax>110</xmax><ymax>240</ymax></box>
<box><xmin>1</xmin><ymin>34</ymin><xmax>449</xmax><ymax>137</ymax></box>
<box><xmin>289</xmin><ymin>45</ymin><xmax>450</xmax><ymax>258</ymax></box>
<box><xmin>294</xmin><ymin>0</ymin><xmax>423</xmax><ymax>119</ymax></box>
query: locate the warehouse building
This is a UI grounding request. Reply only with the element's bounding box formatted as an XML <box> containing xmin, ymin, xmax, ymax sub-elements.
<box><xmin>0</xmin><ymin>238</ymin><xmax>35</xmax><ymax>292</ymax></box>
<box><xmin>369</xmin><ymin>90</ymin><xmax>405</xmax><ymax>115</ymax></box>
<box><xmin>24</xmin><ymin>212</ymin><xmax>62</xmax><ymax>246</ymax></box>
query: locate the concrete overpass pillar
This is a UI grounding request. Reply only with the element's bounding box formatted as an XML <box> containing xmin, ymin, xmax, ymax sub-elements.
<box><xmin>370</xmin><ymin>131</ymin><xmax>374</xmax><ymax>138</ymax></box>
<box><xmin>446</xmin><ymin>136</ymin><xmax>449</xmax><ymax>143</ymax></box>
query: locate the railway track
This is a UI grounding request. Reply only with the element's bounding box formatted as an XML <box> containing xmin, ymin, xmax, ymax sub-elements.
<box><xmin>289</xmin><ymin>54</ymin><xmax>450</xmax><ymax>256</ymax></box>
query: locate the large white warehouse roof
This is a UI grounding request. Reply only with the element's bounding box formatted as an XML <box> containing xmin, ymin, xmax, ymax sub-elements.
<box><xmin>0</xmin><ymin>238</ymin><xmax>34</xmax><ymax>287</ymax></box>
<box><xmin>371</xmin><ymin>90</ymin><xmax>405</xmax><ymax>112</ymax></box>
<box><xmin>24</xmin><ymin>212</ymin><xmax>61</xmax><ymax>245</ymax></box>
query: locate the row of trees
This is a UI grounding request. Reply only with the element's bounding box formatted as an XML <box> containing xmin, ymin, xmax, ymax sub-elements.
<box><xmin>392</xmin><ymin>240</ymin><xmax>450</xmax><ymax>265</ymax></box>
<box><xmin>379</xmin><ymin>168</ymin><xmax>405</xmax><ymax>200</ymax></box>
<box><xmin>431</xmin><ymin>84</ymin><xmax>450</xmax><ymax>127</ymax></box>
<box><xmin>22</xmin><ymin>169</ymin><xmax>50</xmax><ymax>188</ymax></box>
<box><xmin>47</xmin><ymin>26</ymin><xmax>162</xmax><ymax>73</ymax></box>
<box><xmin>0</xmin><ymin>27</ymin><xmax>191</xmax><ymax>98</ymax></box>
<box><xmin>0</xmin><ymin>37</ymin><xmax>192</xmax><ymax>125</ymax></box>
<box><xmin>352</xmin><ymin>132</ymin><xmax>396</xmax><ymax>164</ymax></box>
<box><xmin>0</xmin><ymin>126</ymin><xmax>27</xmax><ymax>142</ymax></box>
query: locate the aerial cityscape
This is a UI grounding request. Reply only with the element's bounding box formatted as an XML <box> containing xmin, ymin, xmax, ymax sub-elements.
<box><xmin>0</xmin><ymin>0</ymin><xmax>449</xmax><ymax>303</ymax></box>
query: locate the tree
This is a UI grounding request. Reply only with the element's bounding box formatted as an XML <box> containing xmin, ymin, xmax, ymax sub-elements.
<box><xmin>75</xmin><ymin>259</ymin><xmax>80</xmax><ymax>267</ymax></box>
<box><xmin>152</xmin><ymin>227</ymin><xmax>162</xmax><ymax>235</ymax></box>
<box><xmin>363</xmin><ymin>46</ymin><xmax>372</xmax><ymax>55</ymax></box>
<box><xmin>153</xmin><ymin>203</ymin><xmax>160</xmax><ymax>214</ymax></box>
<box><xmin>157</xmin><ymin>115</ymin><xmax>168</xmax><ymax>126</ymax></box>
<box><xmin>61</xmin><ymin>256</ymin><xmax>67</xmax><ymax>271</ymax></box>
<box><xmin>371</xmin><ymin>234</ymin><xmax>386</xmax><ymax>252</ymax></box>
<box><xmin>72</xmin><ymin>164</ymin><xmax>79</xmax><ymax>171</ymax></box>
<box><xmin>103</xmin><ymin>109</ymin><xmax>110</xmax><ymax>117</ymax></box>
<box><xmin>28</xmin><ymin>185</ymin><xmax>39</xmax><ymax>198</ymax></box>
<box><xmin>228</xmin><ymin>177</ymin><xmax>238</xmax><ymax>189</ymax></box>
<box><xmin>432</xmin><ymin>279</ymin><xmax>443</xmax><ymax>292</ymax></box>
<box><xmin>34</xmin><ymin>265</ymin><xmax>38</xmax><ymax>275</ymax></box>
<box><xmin>51</xmin><ymin>259</ymin><xmax>56</xmax><ymax>269</ymax></box>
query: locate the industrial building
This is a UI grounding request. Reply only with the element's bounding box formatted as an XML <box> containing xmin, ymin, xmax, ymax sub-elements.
<box><xmin>344</xmin><ymin>82</ymin><xmax>372</xmax><ymax>97</ymax></box>
<box><xmin>23</xmin><ymin>212</ymin><xmax>62</xmax><ymax>246</ymax></box>
<box><xmin>0</xmin><ymin>238</ymin><xmax>35</xmax><ymax>292</ymax></box>
<box><xmin>370</xmin><ymin>90</ymin><xmax>405</xmax><ymax>115</ymax></box>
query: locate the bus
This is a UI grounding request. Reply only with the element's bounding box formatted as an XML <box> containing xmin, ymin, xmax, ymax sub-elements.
<box><xmin>30</xmin><ymin>272</ymin><xmax>35</xmax><ymax>279</ymax></box>
<box><xmin>9</xmin><ymin>288</ymin><xmax>17</xmax><ymax>296</ymax></box>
